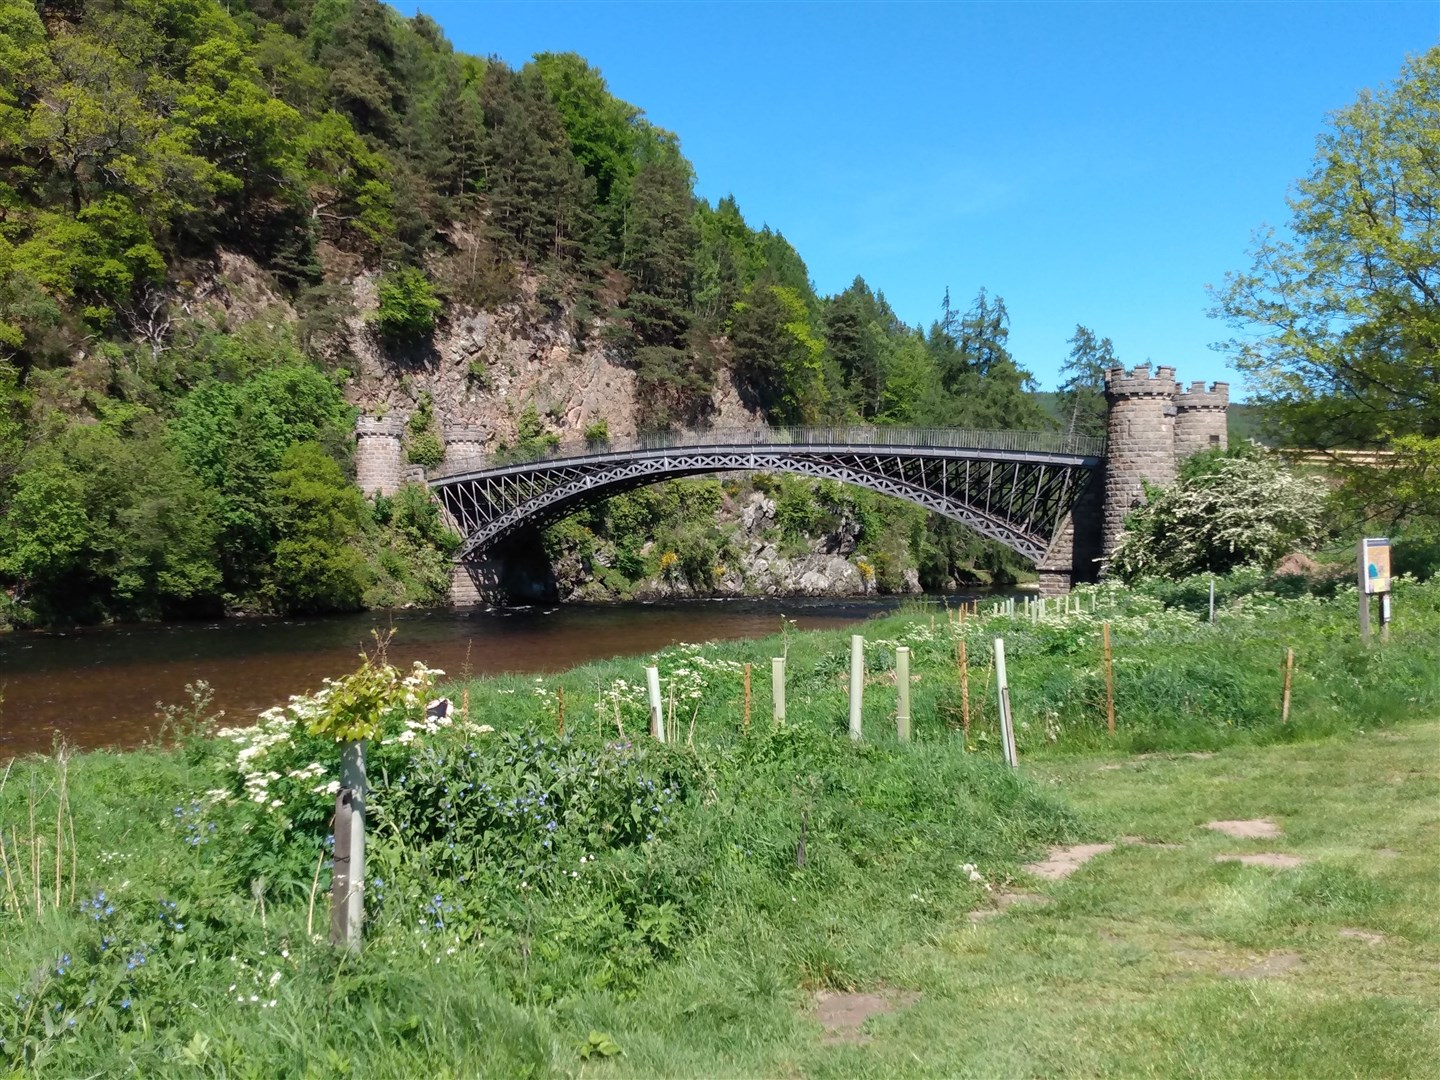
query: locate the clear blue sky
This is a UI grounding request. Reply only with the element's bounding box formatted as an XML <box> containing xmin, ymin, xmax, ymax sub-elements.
<box><xmin>409</xmin><ymin>1</ymin><xmax>1437</xmax><ymax>396</ymax></box>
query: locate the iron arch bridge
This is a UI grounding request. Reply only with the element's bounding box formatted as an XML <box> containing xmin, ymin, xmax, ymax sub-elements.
<box><xmin>430</xmin><ymin>427</ymin><xmax>1105</xmax><ymax>567</ymax></box>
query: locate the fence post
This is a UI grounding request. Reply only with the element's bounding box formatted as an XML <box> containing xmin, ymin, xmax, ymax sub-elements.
<box><xmin>743</xmin><ymin>662</ymin><xmax>751</xmax><ymax>730</ymax></box>
<box><xmin>1102</xmin><ymin>621</ymin><xmax>1115</xmax><ymax>736</ymax></box>
<box><xmin>771</xmin><ymin>656</ymin><xmax>786</xmax><ymax>725</ymax></box>
<box><xmin>646</xmin><ymin>665</ymin><xmax>665</xmax><ymax>742</ymax></box>
<box><xmin>849</xmin><ymin>634</ymin><xmax>865</xmax><ymax>740</ymax></box>
<box><xmin>896</xmin><ymin>646</ymin><xmax>911</xmax><ymax>742</ymax></box>
<box><xmin>958</xmin><ymin>636</ymin><xmax>970</xmax><ymax>739</ymax></box>
<box><xmin>994</xmin><ymin>638</ymin><xmax>1018</xmax><ymax>768</ymax></box>
<box><xmin>1281</xmin><ymin>648</ymin><xmax>1294</xmax><ymax>724</ymax></box>
<box><xmin>330</xmin><ymin>739</ymin><xmax>367</xmax><ymax>951</ymax></box>
<box><xmin>1357</xmin><ymin>538</ymin><xmax>1372</xmax><ymax>645</ymax></box>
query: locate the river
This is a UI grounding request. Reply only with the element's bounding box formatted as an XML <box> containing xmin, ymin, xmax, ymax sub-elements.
<box><xmin>0</xmin><ymin>594</ymin><xmax>997</xmax><ymax>757</ymax></box>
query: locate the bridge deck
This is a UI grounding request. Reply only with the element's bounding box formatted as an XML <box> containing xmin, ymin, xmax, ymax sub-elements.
<box><xmin>430</xmin><ymin>426</ymin><xmax>1106</xmax><ymax>483</ymax></box>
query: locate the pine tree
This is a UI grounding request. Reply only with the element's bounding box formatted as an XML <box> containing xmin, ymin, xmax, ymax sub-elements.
<box><xmin>1056</xmin><ymin>325</ymin><xmax>1116</xmax><ymax>438</ymax></box>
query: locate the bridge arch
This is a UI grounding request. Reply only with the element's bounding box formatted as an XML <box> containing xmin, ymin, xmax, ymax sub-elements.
<box><xmin>429</xmin><ymin>430</ymin><xmax>1105</xmax><ymax>588</ymax></box>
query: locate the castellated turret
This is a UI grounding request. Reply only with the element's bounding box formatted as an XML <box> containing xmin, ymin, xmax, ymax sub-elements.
<box><xmin>441</xmin><ymin>425</ymin><xmax>489</xmax><ymax>476</ymax></box>
<box><xmin>354</xmin><ymin>416</ymin><xmax>406</xmax><ymax>497</ymax></box>
<box><xmin>1173</xmin><ymin>380</ymin><xmax>1229</xmax><ymax>461</ymax></box>
<box><xmin>1102</xmin><ymin>364</ymin><xmax>1179</xmax><ymax>557</ymax></box>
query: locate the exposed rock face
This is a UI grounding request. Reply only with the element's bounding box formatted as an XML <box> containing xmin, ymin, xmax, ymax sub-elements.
<box><xmin>197</xmin><ymin>252</ymin><xmax>764</xmax><ymax>450</ymax></box>
<box><xmin>195</xmin><ymin>254</ymin><xmax>910</xmax><ymax>604</ymax></box>
<box><xmin>559</xmin><ymin>492</ymin><xmax>919</xmax><ymax>603</ymax></box>
<box><xmin>344</xmin><ymin>272</ymin><xmax>764</xmax><ymax>448</ymax></box>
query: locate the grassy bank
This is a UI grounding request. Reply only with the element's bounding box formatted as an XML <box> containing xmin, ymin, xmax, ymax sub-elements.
<box><xmin>2</xmin><ymin>574</ymin><xmax>1437</xmax><ymax>1076</ymax></box>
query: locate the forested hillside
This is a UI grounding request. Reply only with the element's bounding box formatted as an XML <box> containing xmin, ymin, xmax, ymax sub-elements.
<box><xmin>0</xmin><ymin>0</ymin><xmax>1070</xmax><ymax>627</ymax></box>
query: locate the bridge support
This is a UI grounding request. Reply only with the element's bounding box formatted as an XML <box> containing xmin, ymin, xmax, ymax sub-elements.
<box><xmin>448</xmin><ymin>530</ymin><xmax>558</xmax><ymax>606</ymax></box>
<box><xmin>355</xmin><ymin>417</ymin><xmax>406</xmax><ymax>497</ymax></box>
<box><xmin>1036</xmin><ymin>469</ymin><xmax>1104</xmax><ymax>596</ymax></box>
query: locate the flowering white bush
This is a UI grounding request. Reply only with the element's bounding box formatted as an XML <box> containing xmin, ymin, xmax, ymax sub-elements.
<box><xmin>214</xmin><ymin>660</ymin><xmax>451</xmax><ymax>815</ymax></box>
<box><xmin>1110</xmin><ymin>449</ymin><xmax>1329</xmax><ymax>581</ymax></box>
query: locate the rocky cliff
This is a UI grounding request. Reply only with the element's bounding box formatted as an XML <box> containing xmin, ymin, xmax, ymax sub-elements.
<box><xmin>202</xmin><ymin>253</ymin><xmax>911</xmax><ymax>603</ymax></box>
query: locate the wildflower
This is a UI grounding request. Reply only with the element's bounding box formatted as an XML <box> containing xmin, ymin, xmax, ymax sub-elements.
<box><xmin>119</xmin><ymin>998</ymin><xmax>131</xmax><ymax>1010</ymax></box>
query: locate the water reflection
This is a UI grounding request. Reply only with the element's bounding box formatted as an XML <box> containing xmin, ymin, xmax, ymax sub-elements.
<box><xmin>0</xmin><ymin>595</ymin><xmax>994</xmax><ymax>755</ymax></box>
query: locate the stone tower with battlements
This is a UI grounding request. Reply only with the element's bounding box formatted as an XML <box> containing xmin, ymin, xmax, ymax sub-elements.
<box><xmin>1093</xmin><ymin>365</ymin><xmax>1229</xmax><ymax>569</ymax></box>
<box><xmin>1101</xmin><ymin>364</ymin><xmax>1178</xmax><ymax>557</ymax></box>
<box><xmin>354</xmin><ymin>416</ymin><xmax>406</xmax><ymax>497</ymax></box>
<box><xmin>1173</xmin><ymin>380</ymin><xmax>1230</xmax><ymax>462</ymax></box>
<box><xmin>441</xmin><ymin>426</ymin><xmax>488</xmax><ymax>476</ymax></box>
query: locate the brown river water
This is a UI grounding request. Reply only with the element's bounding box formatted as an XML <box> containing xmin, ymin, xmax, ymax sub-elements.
<box><xmin>0</xmin><ymin>595</ymin><xmax>993</xmax><ymax>757</ymax></box>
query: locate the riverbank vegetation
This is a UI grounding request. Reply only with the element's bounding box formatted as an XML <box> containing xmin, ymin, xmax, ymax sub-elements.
<box><xmin>3</xmin><ymin>571</ymin><xmax>1437</xmax><ymax>1075</ymax></box>
<box><xmin>0</xmin><ymin>0</ymin><xmax>1048</xmax><ymax>629</ymax></box>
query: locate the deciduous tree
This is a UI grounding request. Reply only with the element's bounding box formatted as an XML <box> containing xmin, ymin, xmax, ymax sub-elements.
<box><xmin>1213</xmin><ymin>46</ymin><xmax>1440</xmax><ymax>528</ymax></box>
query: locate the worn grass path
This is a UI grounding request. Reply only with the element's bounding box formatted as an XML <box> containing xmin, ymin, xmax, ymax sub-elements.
<box><xmin>599</xmin><ymin>721</ymin><xmax>1440</xmax><ymax>1078</ymax></box>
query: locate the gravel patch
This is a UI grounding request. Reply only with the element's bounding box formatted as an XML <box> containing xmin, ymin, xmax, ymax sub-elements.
<box><xmin>1024</xmin><ymin>843</ymin><xmax>1116</xmax><ymax>880</ymax></box>
<box><xmin>1204</xmin><ymin>819</ymin><xmax>1282</xmax><ymax>839</ymax></box>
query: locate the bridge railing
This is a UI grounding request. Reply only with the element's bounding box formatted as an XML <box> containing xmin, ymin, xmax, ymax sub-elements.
<box><xmin>468</xmin><ymin>425</ymin><xmax>1107</xmax><ymax>472</ymax></box>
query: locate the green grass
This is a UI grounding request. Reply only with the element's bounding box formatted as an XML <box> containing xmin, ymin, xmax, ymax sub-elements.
<box><xmin>2</xmin><ymin>574</ymin><xmax>1437</xmax><ymax>1076</ymax></box>
<box><xmin>571</xmin><ymin>723</ymin><xmax>1440</xmax><ymax>1078</ymax></box>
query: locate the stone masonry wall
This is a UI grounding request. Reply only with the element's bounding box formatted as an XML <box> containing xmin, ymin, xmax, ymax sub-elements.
<box><xmin>354</xmin><ymin>416</ymin><xmax>406</xmax><ymax>497</ymax></box>
<box><xmin>1174</xmin><ymin>380</ymin><xmax>1229</xmax><ymax>462</ymax></box>
<box><xmin>442</xmin><ymin>426</ymin><xmax>489</xmax><ymax>476</ymax></box>
<box><xmin>1102</xmin><ymin>364</ymin><xmax>1179</xmax><ymax>558</ymax></box>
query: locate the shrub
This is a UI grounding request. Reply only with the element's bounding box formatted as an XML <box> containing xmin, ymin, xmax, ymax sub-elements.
<box><xmin>1110</xmin><ymin>446</ymin><xmax>1330</xmax><ymax>581</ymax></box>
<box><xmin>406</xmin><ymin>431</ymin><xmax>443</xmax><ymax>469</ymax></box>
<box><xmin>405</xmin><ymin>393</ymin><xmax>444</xmax><ymax>469</ymax></box>
<box><xmin>583</xmin><ymin>419</ymin><xmax>610</xmax><ymax>448</ymax></box>
<box><xmin>372</xmin><ymin>267</ymin><xmax>442</xmax><ymax>343</ymax></box>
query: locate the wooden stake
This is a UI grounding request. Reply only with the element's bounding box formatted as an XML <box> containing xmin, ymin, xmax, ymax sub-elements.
<box><xmin>743</xmin><ymin>663</ymin><xmax>752</xmax><ymax>730</ymax></box>
<box><xmin>1103</xmin><ymin>621</ymin><xmax>1115</xmax><ymax>736</ymax></box>
<box><xmin>994</xmin><ymin>638</ymin><xmax>1018</xmax><ymax>768</ymax></box>
<box><xmin>896</xmin><ymin>646</ymin><xmax>911</xmax><ymax>743</ymax></box>
<box><xmin>306</xmin><ymin>847</ymin><xmax>324</xmax><ymax>938</ymax></box>
<box><xmin>1357</xmin><ymin>537</ymin><xmax>1372</xmax><ymax>645</ymax></box>
<box><xmin>330</xmin><ymin>739</ymin><xmax>367</xmax><ymax>951</ymax></box>
<box><xmin>771</xmin><ymin>657</ymin><xmax>786</xmax><ymax>725</ymax></box>
<box><xmin>1281</xmin><ymin>647</ymin><xmax>1294</xmax><ymax>724</ymax></box>
<box><xmin>645</xmin><ymin>666</ymin><xmax>665</xmax><ymax>742</ymax></box>
<box><xmin>848</xmin><ymin>634</ymin><xmax>865</xmax><ymax>741</ymax></box>
<box><xmin>958</xmin><ymin>637</ymin><xmax>970</xmax><ymax>739</ymax></box>
<box><xmin>556</xmin><ymin>685</ymin><xmax>565</xmax><ymax>737</ymax></box>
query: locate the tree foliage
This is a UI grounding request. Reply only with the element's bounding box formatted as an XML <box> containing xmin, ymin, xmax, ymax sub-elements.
<box><xmin>1056</xmin><ymin>325</ymin><xmax>1115</xmax><ymax>439</ymax></box>
<box><xmin>372</xmin><ymin>267</ymin><xmax>442</xmax><ymax>343</ymax></box>
<box><xmin>1213</xmin><ymin>46</ymin><xmax>1440</xmax><ymax>526</ymax></box>
<box><xmin>0</xmin><ymin>0</ymin><xmax>1077</xmax><ymax>623</ymax></box>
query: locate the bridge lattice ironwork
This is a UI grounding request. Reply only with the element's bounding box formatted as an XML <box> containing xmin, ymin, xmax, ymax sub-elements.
<box><xmin>431</xmin><ymin>427</ymin><xmax>1104</xmax><ymax>566</ymax></box>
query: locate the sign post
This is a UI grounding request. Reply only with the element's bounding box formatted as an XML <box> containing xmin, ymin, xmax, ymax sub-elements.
<box><xmin>1359</xmin><ymin>537</ymin><xmax>1392</xmax><ymax>645</ymax></box>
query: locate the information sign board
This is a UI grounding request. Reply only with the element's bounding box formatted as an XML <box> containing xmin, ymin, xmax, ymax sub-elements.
<box><xmin>1362</xmin><ymin>537</ymin><xmax>1391</xmax><ymax>595</ymax></box>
